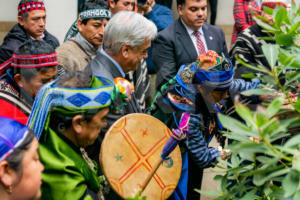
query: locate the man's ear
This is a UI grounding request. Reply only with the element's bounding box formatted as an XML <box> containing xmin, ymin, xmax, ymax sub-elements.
<box><xmin>177</xmin><ymin>5</ymin><xmax>183</xmax><ymax>16</ymax></box>
<box><xmin>72</xmin><ymin>114</ymin><xmax>85</xmax><ymax>134</ymax></box>
<box><xmin>108</xmin><ymin>0</ymin><xmax>115</xmax><ymax>10</ymax></box>
<box><xmin>0</xmin><ymin>161</ymin><xmax>15</xmax><ymax>187</ymax></box>
<box><xmin>18</xmin><ymin>16</ymin><xmax>25</xmax><ymax>26</ymax></box>
<box><xmin>14</xmin><ymin>74</ymin><xmax>24</xmax><ymax>88</ymax></box>
<box><xmin>77</xmin><ymin>19</ymin><xmax>84</xmax><ymax>32</ymax></box>
<box><xmin>121</xmin><ymin>44</ymin><xmax>130</xmax><ymax>59</ymax></box>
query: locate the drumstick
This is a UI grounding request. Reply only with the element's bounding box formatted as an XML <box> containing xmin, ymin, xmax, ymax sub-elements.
<box><xmin>139</xmin><ymin>113</ymin><xmax>191</xmax><ymax>195</ymax></box>
<box><xmin>139</xmin><ymin>157</ymin><xmax>163</xmax><ymax>193</ymax></box>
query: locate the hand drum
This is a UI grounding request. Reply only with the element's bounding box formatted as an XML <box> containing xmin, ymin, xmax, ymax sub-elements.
<box><xmin>100</xmin><ymin>113</ymin><xmax>182</xmax><ymax>199</ymax></box>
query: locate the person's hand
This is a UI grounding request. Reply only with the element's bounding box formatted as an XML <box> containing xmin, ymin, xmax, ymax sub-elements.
<box><xmin>218</xmin><ymin>146</ymin><xmax>232</xmax><ymax>160</ymax></box>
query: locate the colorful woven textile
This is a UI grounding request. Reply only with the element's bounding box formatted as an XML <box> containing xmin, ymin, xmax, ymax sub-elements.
<box><xmin>0</xmin><ymin>53</ymin><xmax>58</xmax><ymax>76</ymax></box>
<box><xmin>18</xmin><ymin>1</ymin><xmax>45</xmax><ymax>16</ymax></box>
<box><xmin>178</xmin><ymin>51</ymin><xmax>234</xmax><ymax>91</ymax></box>
<box><xmin>161</xmin><ymin>112</ymin><xmax>190</xmax><ymax>160</ymax></box>
<box><xmin>27</xmin><ymin>75</ymin><xmax>114</xmax><ymax>140</ymax></box>
<box><xmin>0</xmin><ymin>117</ymin><xmax>29</xmax><ymax>161</ymax></box>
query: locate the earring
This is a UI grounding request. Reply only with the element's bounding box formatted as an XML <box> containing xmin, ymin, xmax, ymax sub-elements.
<box><xmin>7</xmin><ymin>185</ymin><xmax>12</xmax><ymax>194</ymax></box>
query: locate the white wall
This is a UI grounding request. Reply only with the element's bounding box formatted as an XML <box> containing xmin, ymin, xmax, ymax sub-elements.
<box><xmin>44</xmin><ymin>0</ymin><xmax>77</xmax><ymax>43</ymax></box>
<box><xmin>216</xmin><ymin>0</ymin><xmax>234</xmax><ymax>25</ymax></box>
<box><xmin>0</xmin><ymin>0</ymin><xmax>77</xmax><ymax>44</ymax></box>
<box><xmin>171</xmin><ymin>0</ymin><xmax>235</xmax><ymax>25</ymax></box>
<box><xmin>0</xmin><ymin>1</ymin><xmax>18</xmax><ymax>21</ymax></box>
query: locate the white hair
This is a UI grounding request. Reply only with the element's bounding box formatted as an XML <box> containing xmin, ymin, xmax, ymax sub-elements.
<box><xmin>103</xmin><ymin>11</ymin><xmax>157</xmax><ymax>54</ymax></box>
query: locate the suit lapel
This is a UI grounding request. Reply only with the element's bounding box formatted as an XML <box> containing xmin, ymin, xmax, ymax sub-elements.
<box><xmin>176</xmin><ymin>19</ymin><xmax>198</xmax><ymax>60</ymax></box>
<box><xmin>202</xmin><ymin>23</ymin><xmax>214</xmax><ymax>50</ymax></box>
<box><xmin>99</xmin><ymin>51</ymin><xmax>123</xmax><ymax>78</ymax></box>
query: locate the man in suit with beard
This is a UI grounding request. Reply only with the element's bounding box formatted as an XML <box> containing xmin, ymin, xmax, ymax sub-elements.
<box><xmin>153</xmin><ymin>0</ymin><xmax>228</xmax><ymax>90</ymax></box>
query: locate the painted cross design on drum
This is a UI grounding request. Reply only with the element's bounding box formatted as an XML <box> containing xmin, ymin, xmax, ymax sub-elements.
<box><xmin>100</xmin><ymin>113</ymin><xmax>182</xmax><ymax>200</ymax></box>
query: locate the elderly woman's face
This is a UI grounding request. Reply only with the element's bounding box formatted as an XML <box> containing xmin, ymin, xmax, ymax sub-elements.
<box><xmin>197</xmin><ymin>85</ymin><xmax>228</xmax><ymax>103</ymax></box>
<box><xmin>11</xmin><ymin>138</ymin><xmax>44</xmax><ymax>200</ymax></box>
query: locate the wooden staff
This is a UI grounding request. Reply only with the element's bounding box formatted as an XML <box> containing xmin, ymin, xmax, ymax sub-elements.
<box><xmin>139</xmin><ymin>113</ymin><xmax>191</xmax><ymax>195</ymax></box>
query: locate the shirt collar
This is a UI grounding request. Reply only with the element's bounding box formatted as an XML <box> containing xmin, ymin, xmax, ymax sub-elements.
<box><xmin>181</xmin><ymin>18</ymin><xmax>204</xmax><ymax>37</ymax></box>
<box><xmin>30</xmin><ymin>33</ymin><xmax>45</xmax><ymax>40</ymax></box>
<box><xmin>100</xmin><ymin>47</ymin><xmax>125</xmax><ymax>78</ymax></box>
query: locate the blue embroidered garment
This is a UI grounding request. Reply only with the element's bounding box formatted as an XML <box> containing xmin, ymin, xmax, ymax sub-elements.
<box><xmin>27</xmin><ymin>75</ymin><xmax>114</xmax><ymax>140</ymax></box>
<box><xmin>0</xmin><ymin>117</ymin><xmax>29</xmax><ymax>161</ymax></box>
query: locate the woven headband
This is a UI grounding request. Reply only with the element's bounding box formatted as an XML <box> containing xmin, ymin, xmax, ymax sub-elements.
<box><xmin>79</xmin><ymin>9</ymin><xmax>111</xmax><ymax>20</ymax></box>
<box><xmin>27</xmin><ymin>76</ymin><xmax>114</xmax><ymax>140</ymax></box>
<box><xmin>0</xmin><ymin>53</ymin><xmax>58</xmax><ymax>76</ymax></box>
<box><xmin>18</xmin><ymin>1</ymin><xmax>45</xmax><ymax>16</ymax></box>
<box><xmin>11</xmin><ymin>53</ymin><xmax>58</xmax><ymax>68</ymax></box>
<box><xmin>177</xmin><ymin>53</ymin><xmax>234</xmax><ymax>91</ymax></box>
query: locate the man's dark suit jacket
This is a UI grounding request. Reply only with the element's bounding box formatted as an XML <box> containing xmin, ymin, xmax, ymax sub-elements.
<box><xmin>85</xmin><ymin>50</ymin><xmax>142</xmax><ymax>133</ymax></box>
<box><xmin>153</xmin><ymin>19</ymin><xmax>228</xmax><ymax>89</ymax></box>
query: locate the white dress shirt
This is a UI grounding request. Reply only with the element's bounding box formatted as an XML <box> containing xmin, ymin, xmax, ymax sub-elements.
<box><xmin>181</xmin><ymin>19</ymin><xmax>208</xmax><ymax>56</ymax></box>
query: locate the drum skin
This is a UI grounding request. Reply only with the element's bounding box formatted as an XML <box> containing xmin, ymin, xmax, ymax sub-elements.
<box><xmin>100</xmin><ymin>113</ymin><xmax>182</xmax><ymax>199</ymax></box>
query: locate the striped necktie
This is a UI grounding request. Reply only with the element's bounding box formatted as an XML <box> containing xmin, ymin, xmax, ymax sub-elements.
<box><xmin>193</xmin><ymin>31</ymin><xmax>206</xmax><ymax>55</ymax></box>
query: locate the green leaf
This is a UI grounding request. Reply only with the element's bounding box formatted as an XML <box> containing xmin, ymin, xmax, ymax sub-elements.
<box><xmin>284</xmin><ymin>135</ymin><xmax>300</xmax><ymax>148</ymax></box>
<box><xmin>254</xmin><ymin>168</ymin><xmax>290</xmax><ymax>186</ymax></box>
<box><xmin>240</xmin><ymin>190</ymin><xmax>257</xmax><ymax>200</ymax></box>
<box><xmin>255</xmin><ymin>111</ymin><xmax>269</xmax><ymax>127</ymax></box>
<box><xmin>294</xmin><ymin>98</ymin><xmax>300</xmax><ymax>113</ymax></box>
<box><xmin>266</xmin><ymin>97</ymin><xmax>284</xmax><ymax>117</ymax></box>
<box><xmin>261</xmin><ymin>119</ymin><xmax>279</xmax><ymax>137</ymax></box>
<box><xmin>253</xmin><ymin>16</ymin><xmax>277</xmax><ymax>32</ymax></box>
<box><xmin>283</xmin><ymin>170</ymin><xmax>300</xmax><ymax>197</ymax></box>
<box><xmin>293</xmin><ymin>157</ymin><xmax>300</xmax><ymax>172</ymax></box>
<box><xmin>231</xmin><ymin>154</ymin><xmax>240</xmax><ymax>168</ymax></box>
<box><xmin>241</xmin><ymin>73</ymin><xmax>256</xmax><ymax>79</ymax></box>
<box><xmin>241</xmin><ymin>89</ymin><xmax>274</xmax><ymax>96</ymax></box>
<box><xmin>218</xmin><ymin>114</ymin><xmax>259</xmax><ymax>138</ymax></box>
<box><xmin>213</xmin><ymin>175</ymin><xmax>224</xmax><ymax>181</ymax></box>
<box><xmin>275</xmin><ymin>34</ymin><xmax>294</xmax><ymax>46</ymax></box>
<box><xmin>290</xmin><ymin>58</ymin><xmax>300</xmax><ymax>69</ymax></box>
<box><xmin>294</xmin><ymin>190</ymin><xmax>300</xmax><ymax>200</ymax></box>
<box><xmin>235</xmin><ymin>56</ymin><xmax>271</xmax><ymax>74</ymax></box>
<box><xmin>194</xmin><ymin>189</ymin><xmax>221</xmax><ymax>197</ymax></box>
<box><xmin>275</xmin><ymin>7</ymin><xmax>288</xmax><ymax>28</ymax></box>
<box><xmin>257</xmin><ymin>156</ymin><xmax>280</xmax><ymax>166</ymax></box>
<box><xmin>235</xmin><ymin>104</ymin><xmax>255</xmax><ymax>127</ymax></box>
<box><xmin>288</xmin><ymin>21</ymin><xmax>300</xmax><ymax>34</ymax></box>
<box><xmin>264</xmin><ymin>6</ymin><xmax>274</xmax><ymax>15</ymax></box>
<box><xmin>223</xmin><ymin>131</ymin><xmax>250</xmax><ymax>142</ymax></box>
<box><xmin>253</xmin><ymin>173</ymin><xmax>266</xmax><ymax>186</ymax></box>
<box><xmin>239</xmin><ymin>151</ymin><xmax>255</xmax><ymax>162</ymax></box>
<box><xmin>262</xmin><ymin>44</ymin><xmax>279</xmax><ymax>67</ymax></box>
<box><xmin>231</xmin><ymin>143</ymin><xmax>267</xmax><ymax>154</ymax></box>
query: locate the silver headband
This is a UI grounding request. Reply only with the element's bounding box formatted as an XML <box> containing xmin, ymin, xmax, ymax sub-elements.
<box><xmin>79</xmin><ymin>9</ymin><xmax>111</xmax><ymax>20</ymax></box>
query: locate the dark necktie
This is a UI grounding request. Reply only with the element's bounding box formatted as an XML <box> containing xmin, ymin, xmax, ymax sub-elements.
<box><xmin>193</xmin><ymin>31</ymin><xmax>206</xmax><ymax>55</ymax></box>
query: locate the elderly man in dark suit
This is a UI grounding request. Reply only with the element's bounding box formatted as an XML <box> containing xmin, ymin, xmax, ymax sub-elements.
<box><xmin>86</xmin><ymin>11</ymin><xmax>157</xmax><ymax>131</ymax></box>
<box><xmin>153</xmin><ymin>0</ymin><xmax>228</xmax><ymax>90</ymax></box>
<box><xmin>85</xmin><ymin>11</ymin><xmax>156</xmax><ymax>199</ymax></box>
